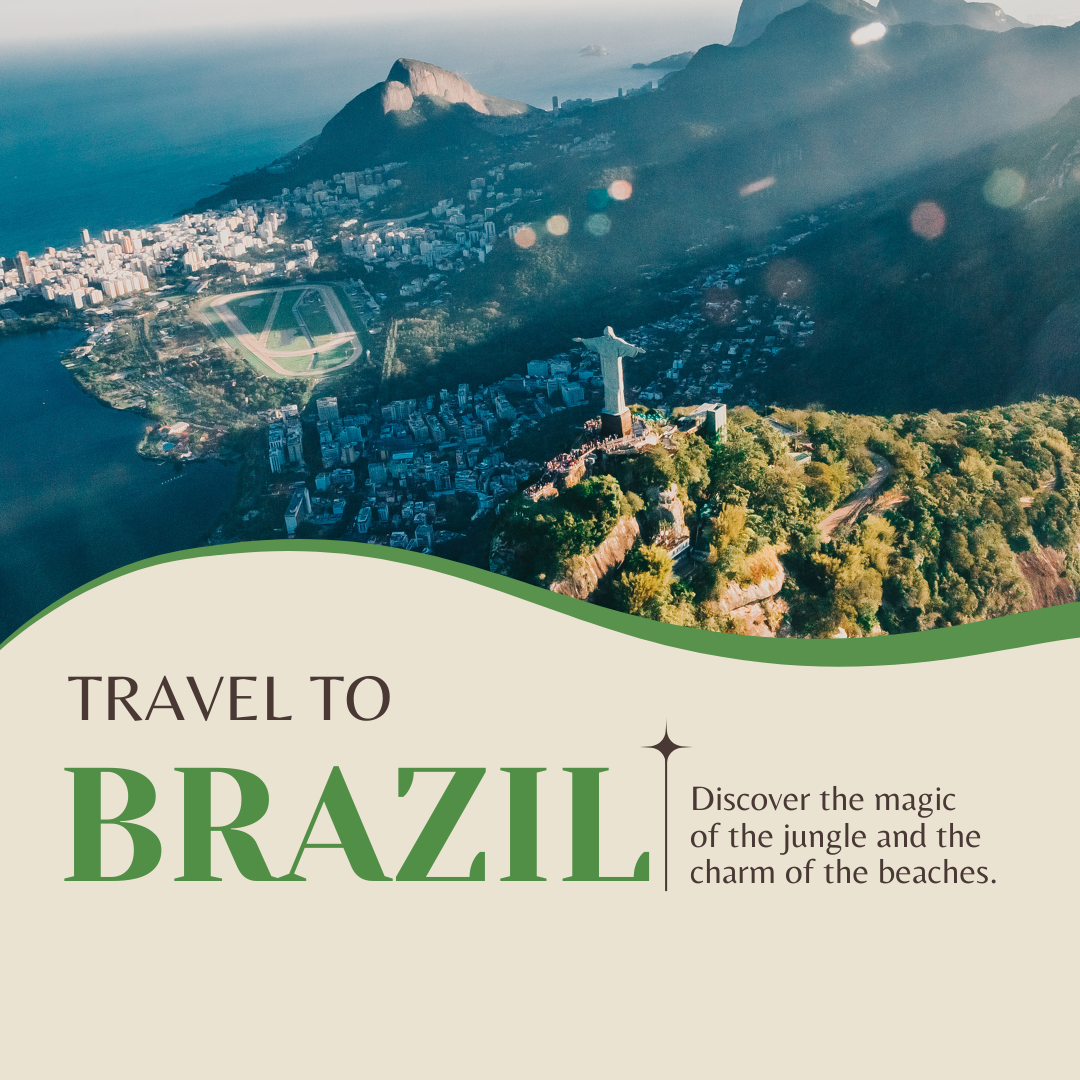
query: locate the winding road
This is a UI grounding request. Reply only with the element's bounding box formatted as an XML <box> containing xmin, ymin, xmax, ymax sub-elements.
<box><xmin>819</xmin><ymin>453</ymin><xmax>892</xmax><ymax>541</ymax></box>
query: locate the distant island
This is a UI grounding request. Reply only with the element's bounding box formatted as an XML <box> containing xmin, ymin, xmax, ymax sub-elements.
<box><xmin>631</xmin><ymin>51</ymin><xmax>697</xmax><ymax>70</ymax></box>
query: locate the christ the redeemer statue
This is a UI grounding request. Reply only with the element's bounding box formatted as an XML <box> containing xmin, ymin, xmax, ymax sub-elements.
<box><xmin>573</xmin><ymin>326</ymin><xmax>644</xmax><ymax>438</ymax></box>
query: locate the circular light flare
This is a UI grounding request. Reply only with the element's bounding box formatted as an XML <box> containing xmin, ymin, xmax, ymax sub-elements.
<box><xmin>984</xmin><ymin>168</ymin><xmax>1026</xmax><ymax>208</ymax></box>
<box><xmin>607</xmin><ymin>179</ymin><xmax>632</xmax><ymax>201</ymax></box>
<box><xmin>546</xmin><ymin>214</ymin><xmax>570</xmax><ymax>236</ymax></box>
<box><xmin>851</xmin><ymin>21</ymin><xmax>887</xmax><ymax>45</ymax></box>
<box><xmin>585</xmin><ymin>213</ymin><xmax>611</xmax><ymax>237</ymax></box>
<box><xmin>513</xmin><ymin>226</ymin><xmax>537</xmax><ymax>249</ymax></box>
<box><xmin>765</xmin><ymin>258</ymin><xmax>809</xmax><ymax>301</ymax></box>
<box><xmin>910</xmin><ymin>201</ymin><xmax>946</xmax><ymax>240</ymax></box>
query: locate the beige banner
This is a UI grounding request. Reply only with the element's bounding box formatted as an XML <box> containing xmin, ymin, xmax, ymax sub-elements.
<box><xmin>0</xmin><ymin>550</ymin><xmax>1073</xmax><ymax>1076</ymax></box>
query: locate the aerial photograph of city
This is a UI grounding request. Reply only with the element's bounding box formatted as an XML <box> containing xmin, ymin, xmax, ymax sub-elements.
<box><xmin>4</xmin><ymin>0</ymin><xmax>1080</xmax><ymax>640</ymax></box>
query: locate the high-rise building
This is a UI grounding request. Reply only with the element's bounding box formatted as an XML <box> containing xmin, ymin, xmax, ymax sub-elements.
<box><xmin>15</xmin><ymin>252</ymin><xmax>31</xmax><ymax>284</ymax></box>
<box><xmin>268</xmin><ymin>421</ymin><xmax>285</xmax><ymax>473</ymax></box>
<box><xmin>284</xmin><ymin>485</ymin><xmax>312</xmax><ymax>536</ymax></box>
<box><xmin>81</xmin><ymin>229</ymin><xmax>91</xmax><ymax>245</ymax></box>
<box><xmin>317</xmin><ymin>396</ymin><xmax>340</xmax><ymax>424</ymax></box>
<box><xmin>286</xmin><ymin>427</ymin><xmax>304</xmax><ymax>466</ymax></box>
<box><xmin>702</xmin><ymin>403</ymin><xmax>727</xmax><ymax>440</ymax></box>
<box><xmin>561</xmin><ymin>383</ymin><xmax>586</xmax><ymax>407</ymax></box>
<box><xmin>494</xmin><ymin>394</ymin><xmax>516</xmax><ymax>421</ymax></box>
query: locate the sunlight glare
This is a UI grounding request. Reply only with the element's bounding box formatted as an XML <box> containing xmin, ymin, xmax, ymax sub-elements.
<box><xmin>851</xmin><ymin>22</ymin><xmax>887</xmax><ymax>45</ymax></box>
<box><xmin>740</xmin><ymin>176</ymin><xmax>776</xmax><ymax>197</ymax></box>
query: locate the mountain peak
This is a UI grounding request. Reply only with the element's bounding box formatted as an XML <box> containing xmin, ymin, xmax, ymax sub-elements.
<box><xmin>731</xmin><ymin>0</ymin><xmax>1026</xmax><ymax>46</ymax></box>
<box><xmin>382</xmin><ymin>59</ymin><xmax>489</xmax><ymax>115</ymax></box>
<box><xmin>380</xmin><ymin>58</ymin><xmax>531</xmax><ymax>117</ymax></box>
<box><xmin>731</xmin><ymin>0</ymin><xmax>884</xmax><ymax>47</ymax></box>
<box><xmin>877</xmin><ymin>0</ymin><xmax>1028</xmax><ymax>31</ymax></box>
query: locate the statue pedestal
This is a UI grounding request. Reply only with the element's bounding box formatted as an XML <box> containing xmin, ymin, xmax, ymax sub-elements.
<box><xmin>600</xmin><ymin>409</ymin><xmax>632</xmax><ymax>439</ymax></box>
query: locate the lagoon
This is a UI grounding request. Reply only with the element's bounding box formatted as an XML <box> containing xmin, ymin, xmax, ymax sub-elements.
<box><xmin>0</xmin><ymin>330</ymin><xmax>238</xmax><ymax>638</ymax></box>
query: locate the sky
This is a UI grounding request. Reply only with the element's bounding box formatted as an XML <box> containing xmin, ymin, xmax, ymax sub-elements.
<box><xmin>6</xmin><ymin>1</ymin><xmax>738</xmax><ymax>44</ymax></box>
<box><xmin>4</xmin><ymin>0</ymin><xmax>1078</xmax><ymax>44</ymax></box>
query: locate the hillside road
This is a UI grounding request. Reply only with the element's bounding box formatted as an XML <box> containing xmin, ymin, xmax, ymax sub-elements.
<box><xmin>819</xmin><ymin>453</ymin><xmax>892</xmax><ymax>541</ymax></box>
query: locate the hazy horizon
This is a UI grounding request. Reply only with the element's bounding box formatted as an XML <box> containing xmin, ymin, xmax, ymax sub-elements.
<box><xmin>5</xmin><ymin>0</ymin><xmax>1079</xmax><ymax>49</ymax></box>
<box><xmin>5</xmin><ymin>0</ymin><xmax>1080</xmax><ymax>256</ymax></box>
<box><xmin>0</xmin><ymin>11</ymin><xmax>737</xmax><ymax>257</ymax></box>
<box><xmin>5</xmin><ymin>2</ymin><xmax>739</xmax><ymax>46</ymax></box>
<box><xmin>0</xmin><ymin>13</ymin><xmax>738</xmax><ymax>104</ymax></box>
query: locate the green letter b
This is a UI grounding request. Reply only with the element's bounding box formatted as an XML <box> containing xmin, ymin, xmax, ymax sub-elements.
<box><xmin>65</xmin><ymin>768</ymin><xmax>161</xmax><ymax>881</ymax></box>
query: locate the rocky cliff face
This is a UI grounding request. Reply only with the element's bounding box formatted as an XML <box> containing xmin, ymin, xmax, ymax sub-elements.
<box><xmin>382</xmin><ymin>59</ymin><xmax>491</xmax><ymax>115</ymax></box>
<box><xmin>380</xmin><ymin>59</ymin><xmax>532</xmax><ymax>117</ymax></box>
<box><xmin>732</xmin><ymin>0</ymin><xmax>805</xmax><ymax>47</ymax></box>
<box><xmin>550</xmin><ymin>517</ymin><xmax>642</xmax><ymax>601</ymax></box>
<box><xmin>1016</xmin><ymin>544</ymin><xmax>1077</xmax><ymax>610</ymax></box>
<box><xmin>730</xmin><ymin>0</ymin><xmax>882</xmax><ymax>47</ymax></box>
<box><xmin>709</xmin><ymin>547</ymin><xmax>786</xmax><ymax>613</ymax></box>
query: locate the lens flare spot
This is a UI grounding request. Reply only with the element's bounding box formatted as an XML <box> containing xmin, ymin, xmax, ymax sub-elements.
<box><xmin>607</xmin><ymin>179</ymin><xmax>632</xmax><ymax>201</ymax></box>
<box><xmin>851</xmin><ymin>22</ymin><xmax>887</xmax><ymax>45</ymax></box>
<box><xmin>765</xmin><ymin>258</ymin><xmax>809</xmax><ymax>300</ymax></box>
<box><xmin>910</xmin><ymin>201</ymin><xmax>946</xmax><ymax>240</ymax></box>
<box><xmin>546</xmin><ymin>214</ymin><xmax>570</xmax><ymax>235</ymax></box>
<box><xmin>513</xmin><ymin>226</ymin><xmax>537</xmax><ymax>249</ymax></box>
<box><xmin>740</xmin><ymin>176</ymin><xmax>776</xmax><ymax>197</ymax></box>
<box><xmin>585</xmin><ymin>213</ymin><xmax>611</xmax><ymax>237</ymax></box>
<box><xmin>984</xmin><ymin>168</ymin><xmax>1026</xmax><ymax>208</ymax></box>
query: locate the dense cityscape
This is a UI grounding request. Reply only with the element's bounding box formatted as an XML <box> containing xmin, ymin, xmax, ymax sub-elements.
<box><xmin>0</xmin><ymin>143</ymin><xmax>831</xmax><ymax>560</ymax></box>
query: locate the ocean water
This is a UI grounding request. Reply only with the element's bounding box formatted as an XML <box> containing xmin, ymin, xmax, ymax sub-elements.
<box><xmin>0</xmin><ymin>330</ymin><xmax>238</xmax><ymax>638</ymax></box>
<box><xmin>0</xmin><ymin>12</ymin><xmax>734</xmax><ymax>257</ymax></box>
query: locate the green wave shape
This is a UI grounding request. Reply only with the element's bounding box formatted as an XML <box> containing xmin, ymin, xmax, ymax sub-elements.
<box><xmin>3</xmin><ymin>540</ymin><xmax>1078</xmax><ymax>665</ymax></box>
